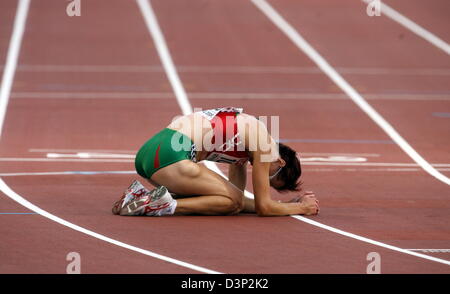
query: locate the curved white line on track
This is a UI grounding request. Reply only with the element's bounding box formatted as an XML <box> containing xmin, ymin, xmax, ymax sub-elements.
<box><xmin>137</xmin><ymin>0</ymin><xmax>450</xmax><ymax>267</ymax></box>
<box><xmin>251</xmin><ymin>0</ymin><xmax>450</xmax><ymax>186</ymax></box>
<box><xmin>0</xmin><ymin>179</ymin><xmax>222</xmax><ymax>274</ymax></box>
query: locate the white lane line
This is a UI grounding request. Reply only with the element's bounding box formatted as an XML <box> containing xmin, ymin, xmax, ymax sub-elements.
<box><xmin>36</xmin><ymin>150</ymin><xmax>381</xmax><ymax>157</ymax></box>
<box><xmin>0</xmin><ymin>179</ymin><xmax>221</xmax><ymax>274</ymax></box>
<box><xmin>302</xmin><ymin>152</ymin><xmax>380</xmax><ymax>157</ymax></box>
<box><xmin>251</xmin><ymin>0</ymin><xmax>450</xmax><ymax>186</ymax></box>
<box><xmin>292</xmin><ymin>215</ymin><xmax>450</xmax><ymax>266</ymax></box>
<box><xmin>29</xmin><ymin>148</ymin><xmax>137</xmax><ymax>154</ymax></box>
<box><xmin>0</xmin><ymin>0</ymin><xmax>30</xmax><ymax>138</ymax></box>
<box><xmin>361</xmin><ymin>0</ymin><xmax>450</xmax><ymax>55</ymax></box>
<box><xmin>407</xmin><ymin>249</ymin><xmax>450</xmax><ymax>253</ymax></box>
<box><xmin>136</xmin><ymin>0</ymin><xmax>192</xmax><ymax>115</ymax></box>
<box><xmin>46</xmin><ymin>152</ymin><xmax>135</xmax><ymax>159</ymax></box>
<box><xmin>0</xmin><ymin>0</ymin><xmax>221</xmax><ymax>275</ymax></box>
<box><xmin>135</xmin><ymin>0</ymin><xmax>450</xmax><ymax>267</ymax></box>
<box><xmin>302</xmin><ymin>156</ymin><xmax>368</xmax><ymax>163</ymax></box>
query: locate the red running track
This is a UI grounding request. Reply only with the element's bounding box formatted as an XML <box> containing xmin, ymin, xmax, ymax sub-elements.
<box><xmin>0</xmin><ymin>0</ymin><xmax>449</xmax><ymax>273</ymax></box>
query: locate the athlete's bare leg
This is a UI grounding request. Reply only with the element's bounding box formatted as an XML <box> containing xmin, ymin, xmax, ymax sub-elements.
<box><xmin>150</xmin><ymin>160</ymin><xmax>245</xmax><ymax>215</ymax></box>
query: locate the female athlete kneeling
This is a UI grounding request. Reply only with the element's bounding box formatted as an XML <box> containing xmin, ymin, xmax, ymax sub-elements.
<box><xmin>112</xmin><ymin>107</ymin><xmax>319</xmax><ymax>217</ymax></box>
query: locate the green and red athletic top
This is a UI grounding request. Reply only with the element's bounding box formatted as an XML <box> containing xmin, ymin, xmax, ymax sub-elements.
<box><xmin>198</xmin><ymin>107</ymin><xmax>249</xmax><ymax>165</ymax></box>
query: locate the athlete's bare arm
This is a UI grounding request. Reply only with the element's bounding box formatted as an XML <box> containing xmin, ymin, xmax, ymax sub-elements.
<box><xmin>239</xmin><ymin>114</ymin><xmax>318</xmax><ymax>216</ymax></box>
<box><xmin>251</xmin><ymin>150</ymin><xmax>313</xmax><ymax>216</ymax></box>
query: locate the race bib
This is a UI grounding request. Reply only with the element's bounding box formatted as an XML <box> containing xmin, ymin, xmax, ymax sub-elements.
<box><xmin>199</xmin><ymin>107</ymin><xmax>243</xmax><ymax>121</ymax></box>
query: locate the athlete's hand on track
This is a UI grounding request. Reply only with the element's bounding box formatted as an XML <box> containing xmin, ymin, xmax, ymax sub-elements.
<box><xmin>277</xmin><ymin>191</ymin><xmax>320</xmax><ymax>215</ymax></box>
<box><xmin>299</xmin><ymin>191</ymin><xmax>320</xmax><ymax>215</ymax></box>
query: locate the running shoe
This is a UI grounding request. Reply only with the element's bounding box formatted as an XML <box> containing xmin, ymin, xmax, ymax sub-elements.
<box><xmin>112</xmin><ymin>180</ymin><xmax>148</xmax><ymax>215</ymax></box>
<box><xmin>119</xmin><ymin>185</ymin><xmax>176</xmax><ymax>216</ymax></box>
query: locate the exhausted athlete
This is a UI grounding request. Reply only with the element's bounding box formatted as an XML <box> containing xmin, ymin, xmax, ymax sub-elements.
<box><xmin>112</xmin><ymin>107</ymin><xmax>319</xmax><ymax>217</ymax></box>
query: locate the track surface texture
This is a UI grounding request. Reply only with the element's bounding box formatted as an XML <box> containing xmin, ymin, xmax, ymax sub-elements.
<box><xmin>0</xmin><ymin>0</ymin><xmax>449</xmax><ymax>273</ymax></box>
